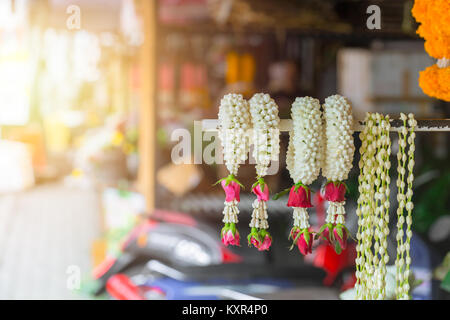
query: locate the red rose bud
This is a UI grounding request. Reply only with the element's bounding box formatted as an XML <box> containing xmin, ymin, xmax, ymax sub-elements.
<box><xmin>324</xmin><ymin>182</ymin><xmax>346</xmax><ymax>202</ymax></box>
<box><xmin>333</xmin><ymin>225</ymin><xmax>347</xmax><ymax>250</ymax></box>
<box><xmin>221</xmin><ymin>180</ymin><xmax>240</xmax><ymax>202</ymax></box>
<box><xmin>230</xmin><ymin>231</ymin><xmax>240</xmax><ymax>246</ymax></box>
<box><xmin>290</xmin><ymin>228</ymin><xmax>297</xmax><ymax>238</ymax></box>
<box><xmin>290</xmin><ymin>227</ymin><xmax>300</xmax><ymax>241</ymax></box>
<box><xmin>252</xmin><ymin>183</ymin><xmax>269</xmax><ymax>202</ymax></box>
<box><xmin>221</xmin><ymin>229</ymin><xmax>232</xmax><ymax>246</ymax></box>
<box><xmin>221</xmin><ymin>225</ymin><xmax>240</xmax><ymax>246</ymax></box>
<box><xmin>223</xmin><ymin>230</ymin><xmax>240</xmax><ymax>246</ymax></box>
<box><xmin>258</xmin><ymin>234</ymin><xmax>272</xmax><ymax>251</ymax></box>
<box><xmin>297</xmin><ymin>231</ymin><xmax>313</xmax><ymax>256</ymax></box>
<box><xmin>287</xmin><ymin>185</ymin><xmax>313</xmax><ymax>208</ymax></box>
<box><xmin>248</xmin><ymin>227</ymin><xmax>260</xmax><ymax>248</ymax></box>
<box><xmin>249</xmin><ymin>235</ymin><xmax>260</xmax><ymax>248</ymax></box>
<box><xmin>318</xmin><ymin>225</ymin><xmax>333</xmax><ymax>246</ymax></box>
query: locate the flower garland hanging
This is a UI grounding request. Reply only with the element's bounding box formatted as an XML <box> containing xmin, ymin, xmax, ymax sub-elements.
<box><xmin>354</xmin><ymin>113</ymin><xmax>392</xmax><ymax>300</ymax></box>
<box><xmin>216</xmin><ymin>93</ymin><xmax>251</xmax><ymax>246</ymax></box>
<box><xmin>412</xmin><ymin>0</ymin><xmax>450</xmax><ymax>101</ymax></box>
<box><xmin>395</xmin><ymin>113</ymin><xmax>417</xmax><ymax>300</ymax></box>
<box><xmin>275</xmin><ymin>97</ymin><xmax>323</xmax><ymax>256</ymax></box>
<box><xmin>316</xmin><ymin>95</ymin><xmax>355</xmax><ymax>255</ymax></box>
<box><xmin>247</xmin><ymin>93</ymin><xmax>280</xmax><ymax>251</ymax></box>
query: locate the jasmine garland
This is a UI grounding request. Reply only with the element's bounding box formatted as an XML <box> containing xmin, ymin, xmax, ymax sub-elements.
<box><xmin>217</xmin><ymin>93</ymin><xmax>251</xmax><ymax>246</ymax></box>
<box><xmin>316</xmin><ymin>94</ymin><xmax>355</xmax><ymax>254</ymax></box>
<box><xmin>395</xmin><ymin>113</ymin><xmax>417</xmax><ymax>300</ymax></box>
<box><xmin>248</xmin><ymin>93</ymin><xmax>280</xmax><ymax>251</ymax></box>
<box><xmin>355</xmin><ymin>113</ymin><xmax>391</xmax><ymax>300</ymax></box>
<box><xmin>284</xmin><ymin>97</ymin><xmax>323</xmax><ymax>256</ymax></box>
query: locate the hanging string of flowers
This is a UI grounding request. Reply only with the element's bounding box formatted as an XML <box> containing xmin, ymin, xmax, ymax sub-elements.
<box><xmin>274</xmin><ymin>97</ymin><xmax>323</xmax><ymax>256</ymax></box>
<box><xmin>216</xmin><ymin>93</ymin><xmax>251</xmax><ymax>246</ymax></box>
<box><xmin>395</xmin><ymin>113</ymin><xmax>417</xmax><ymax>300</ymax></box>
<box><xmin>412</xmin><ymin>0</ymin><xmax>450</xmax><ymax>101</ymax></box>
<box><xmin>355</xmin><ymin>113</ymin><xmax>373</xmax><ymax>299</ymax></box>
<box><xmin>247</xmin><ymin>93</ymin><xmax>280</xmax><ymax>251</ymax></box>
<box><xmin>316</xmin><ymin>95</ymin><xmax>355</xmax><ymax>255</ymax></box>
<box><xmin>373</xmin><ymin>114</ymin><xmax>391</xmax><ymax>300</ymax></box>
<box><xmin>212</xmin><ymin>92</ymin><xmax>421</xmax><ymax>298</ymax></box>
<box><xmin>355</xmin><ymin>113</ymin><xmax>391</xmax><ymax>300</ymax></box>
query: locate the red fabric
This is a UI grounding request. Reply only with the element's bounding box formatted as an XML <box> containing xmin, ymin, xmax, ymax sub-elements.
<box><xmin>313</xmin><ymin>243</ymin><xmax>357</xmax><ymax>286</ymax></box>
<box><xmin>220</xmin><ymin>247</ymin><xmax>243</xmax><ymax>263</ymax></box>
<box><xmin>106</xmin><ymin>274</ymin><xmax>145</xmax><ymax>300</ymax></box>
<box><xmin>314</xmin><ymin>192</ymin><xmax>326</xmax><ymax>227</ymax></box>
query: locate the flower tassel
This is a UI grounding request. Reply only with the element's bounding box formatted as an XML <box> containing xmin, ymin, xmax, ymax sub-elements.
<box><xmin>217</xmin><ymin>93</ymin><xmax>251</xmax><ymax>246</ymax></box>
<box><xmin>316</xmin><ymin>181</ymin><xmax>352</xmax><ymax>254</ymax></box>
<box><xmin>247</xmin><ymin>93</ymin><xmax>280</xmax><ymax>251</ymax></box>
<box><xmin>284</xmin><ymin>183</ymin><xmax>315</xmax><ymax>256</ymax></box>
<box><xmin>217</xmin><ymin>174</ymin><xmax>244</xmax><ymax>247</ymax></box>
<box><xmin>319</xmin><ymin>95</ymin><xmax>355</xmax><ymax>255</ymax></box>
<box><xmin>248</xmin><ymin>179</ymin><xmax>272</xmax><ymax>251</ymax></box>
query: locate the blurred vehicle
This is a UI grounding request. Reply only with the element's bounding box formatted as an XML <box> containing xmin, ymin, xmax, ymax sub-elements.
<box><xmin>91</xmin><ymin>210</ymin><xmax>338</xmax><ymax>300</ymax></box>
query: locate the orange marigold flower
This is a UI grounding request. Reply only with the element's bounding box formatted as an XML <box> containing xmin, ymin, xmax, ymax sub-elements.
<box><xmin>413</xmin><ymin>0</ymin><xmax>450</xmax><ymax>59</ymax></box>
<box><xmin>437</xmin><ymin>66</ymin><xmax>450</xmax><ymax>101</ymax></box>
<box><xmin>419</xmin><ymin>65</ymin><xmax>450</xmax><ymax>102</ymax></box>
<box><xmin>413</xmin><ymin>0</ymin><xmax>450</xmax><ymax>101</ymax></box>
<box><xmin>411</xmin><ymin>0</ymin><xmax>429</xmax><ymax>23</ymax></box>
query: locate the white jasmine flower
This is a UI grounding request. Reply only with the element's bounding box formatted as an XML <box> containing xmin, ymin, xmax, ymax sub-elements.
<box><xmin>249</xmin><ymin>93</ymin><xmax>280</xmax><ymax>177</ymax></box>
<box><xmin>218</xmin><ymin>93</ymin><xmax>251</xmax><ymax>175</ymax></box>
<box><xmin>322</xmin><ymin>95</ymin><xmax>355</xmax><ymax>182</ymax></box>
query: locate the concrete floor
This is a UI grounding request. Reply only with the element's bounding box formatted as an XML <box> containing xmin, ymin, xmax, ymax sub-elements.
<box><xmin>0</xmin><ymin>182</ymin><xmax>101</xmax><ymax>299</ymax></box>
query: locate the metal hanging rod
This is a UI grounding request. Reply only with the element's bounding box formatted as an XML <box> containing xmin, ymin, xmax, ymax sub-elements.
<box><xmin>202</xmin><ymin>119</ymin><xmax>450</xmax><ymax>132</ymax></box>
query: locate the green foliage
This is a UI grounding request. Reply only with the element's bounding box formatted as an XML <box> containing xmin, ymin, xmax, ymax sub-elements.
<box><xmin>414</xmin><ymin>171</ymin><xmax>450</xmax><ymax>233</ymax></box>
<box><xmin>441</xmin><ymin>271</ymin><xmax>450</xmax><ymax>293</ymax></box>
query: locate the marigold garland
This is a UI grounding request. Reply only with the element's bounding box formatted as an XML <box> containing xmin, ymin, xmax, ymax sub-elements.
<box><xmin>412</xmin><ymin>0</ymin><xmax>450</xmax><ymax>101</ymax></box>
<box><xmin>412</xmin><ymin>0</ymin><xmax>450</xmax><ymax>59</ymax></box>
<box><xmin>419</xmin><ymin>64</ymin><xmax>450</xmax><ymax>102</ymax></box>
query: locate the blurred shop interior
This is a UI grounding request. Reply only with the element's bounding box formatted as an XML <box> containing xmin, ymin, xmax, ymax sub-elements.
<box><xmin>0</xmin><ymin>0</ymin><xmax>448</xmax><ymax>299</ymax></box>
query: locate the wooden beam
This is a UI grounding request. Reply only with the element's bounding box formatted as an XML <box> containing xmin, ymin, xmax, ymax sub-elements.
<box><xmin>137</xmin><ymin>0</ymin><xmax>156</xmax><ymax>211</ymax></box>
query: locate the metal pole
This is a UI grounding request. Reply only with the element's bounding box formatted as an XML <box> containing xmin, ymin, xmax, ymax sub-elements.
<box><xmin>202</xmin><ymin>119</ymin><xmax>450</xmax><ymax>132</ymax></box>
